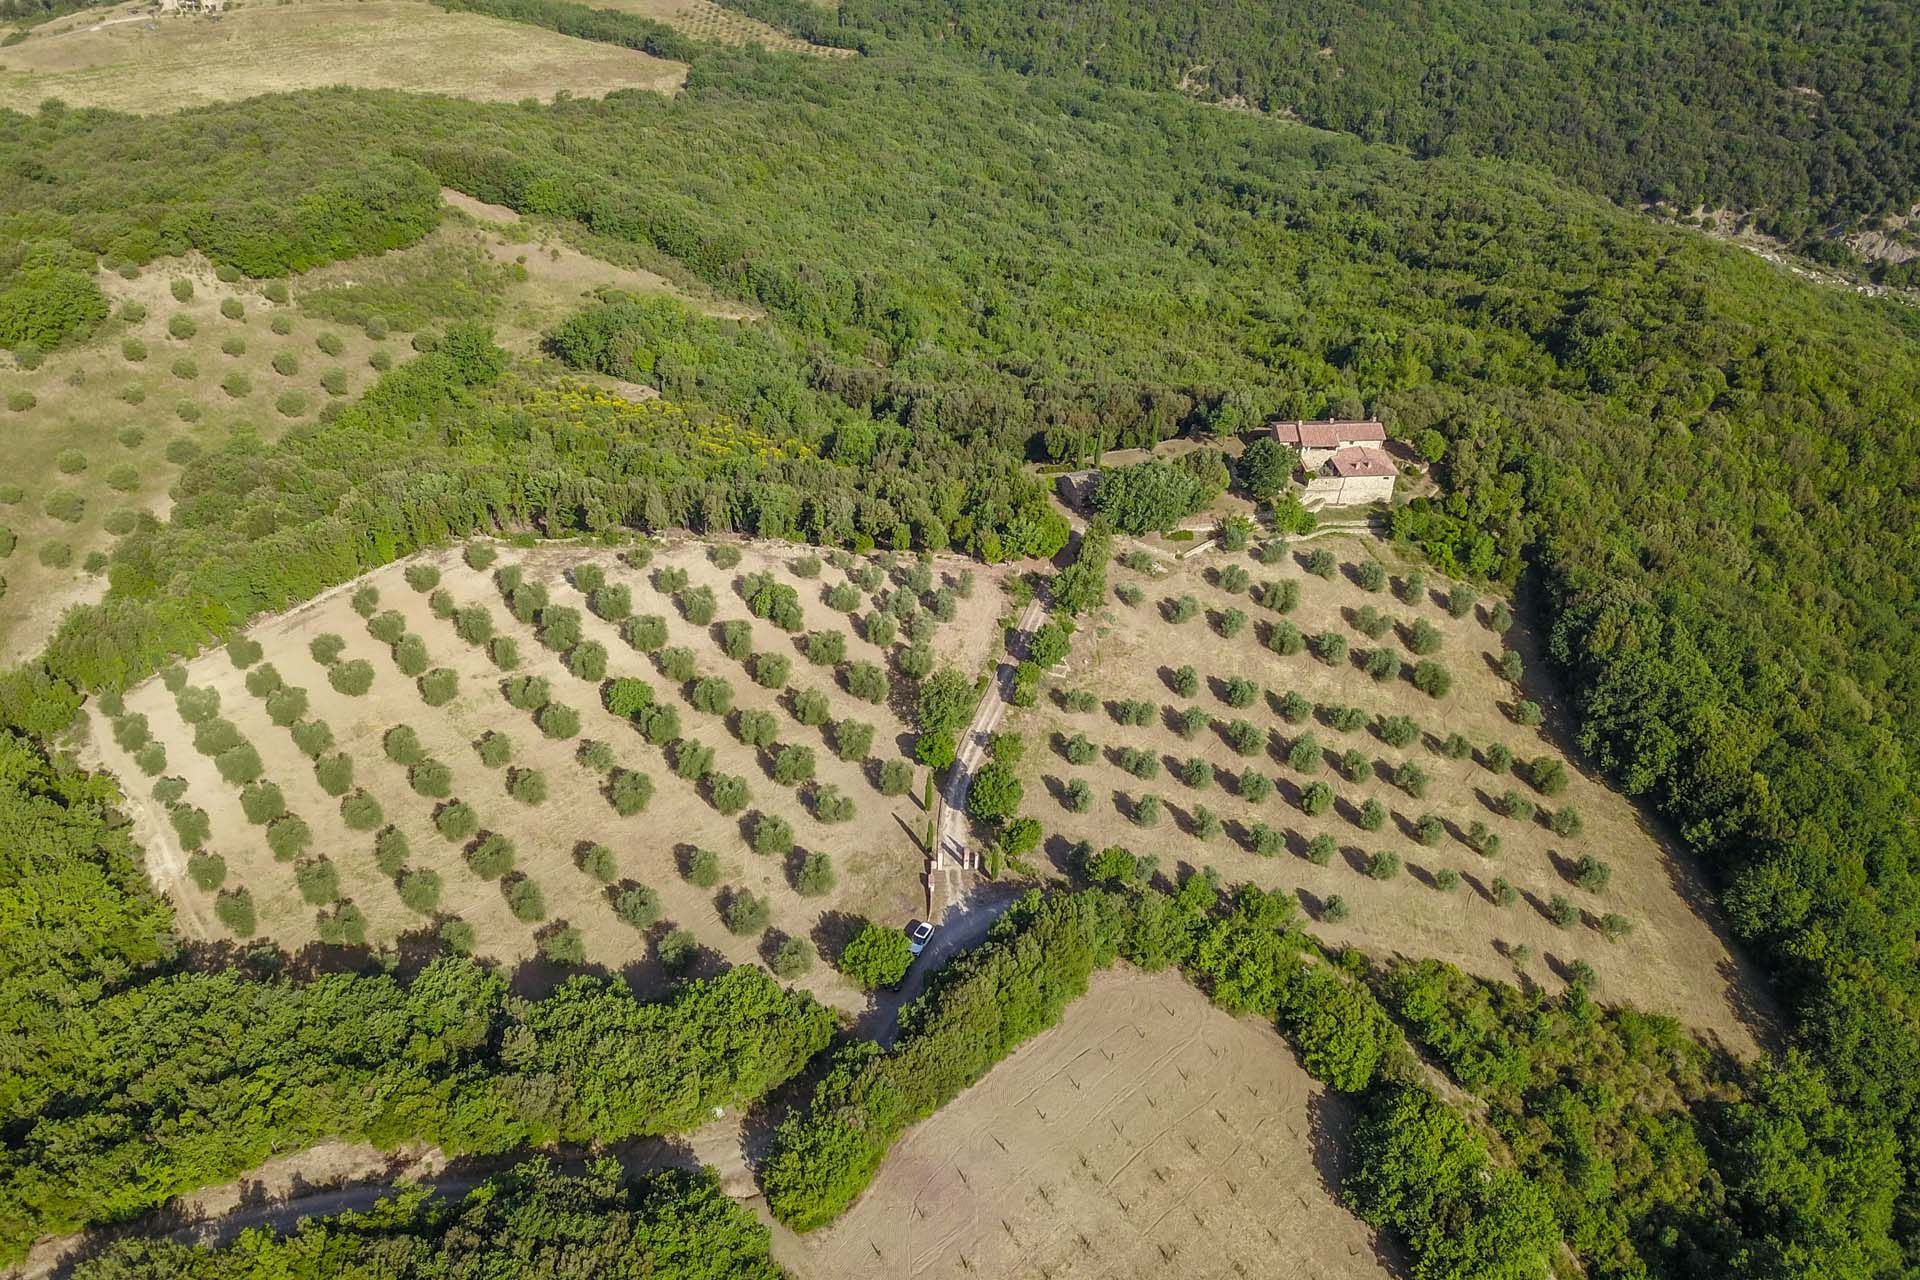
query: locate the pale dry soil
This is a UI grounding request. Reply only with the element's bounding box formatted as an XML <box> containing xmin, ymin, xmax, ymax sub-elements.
<box><xmin>0</xmin><ymin>0</ymin><xmax>687</xmax><ymax>113</ymax></box>
<box><xmin>778</xmin><ymin>966</ymin><xmax>1394</xmax><ymax>1280</ymax></box>
<box><xmin>81</xmin><ymin>538</ymin><xmax>1008</xmax><ymax>1012</ymax></box>
<box><xmin>1008</xmin><ymin>531</ymin><xmax>1769</xmax><ymax>1057</ymax></box>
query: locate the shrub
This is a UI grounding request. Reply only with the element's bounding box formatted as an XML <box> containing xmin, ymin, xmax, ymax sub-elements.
<box><xmin>1306</xmin><ymin>833</ymin><xmax>1337</xmax><ymax>865</ymax></box>
<box><xmin>1548</xmin><ymin>895</ymin><xmax>1579</xmax><ymax>928</ymax></box>
<box><xmin>774</xmin><ymin>744</ymin><xmax>817</xmax><ymax>787</ymax></box>
<box><xmin>795</xmin><ymin>851</ymin><xmax>835</xmax><ymax>897</ymax></box>
<box><xmin>506</xmin><ymin>876</ymin><xmax>546</xmax><ymax>922</ymax></box>
<box><xmin>314</xmin><ymin>752</ymin><xmax>353</xmax><ymax>796</ymax></box>
<box><xmin>679</xmin><ymin>846</ymin><xmax>723</xmax><ymax>889</ymax></box>
<box><xmin>508</xmin><ymin>768</ymin><xmax>548</xmax><ymax>805</ymax></box>
<box><xmin>577</xmin><ymin>843</ymin><xmax>619</xmax><ymax>883</ymax></box>
<box><xmin>839</xmin><ymin>922</ymin><xmax>913</xmax><ymax>989</ymax></box>
<box><xmin>1367</xmin><ymin>850</ymin><xmax>1402</xmax><ymax>880</ymax></box>
<box><xmin>1132</xmin><ymin>793</ymin><xmax>1162</xmax><ymax>827</ymax></box>
<box><xmin>339</xmin><ymin>790</ymin><xmax>383</xmax><ymax>831</ymax></box>
<box><xmin>879</xmin><ymin>758</ymin><xmax>914</xmax><ymax>796</ymax></box>
<box><xmin>121</xmin><ymin>337</ymin><xmax>148</xmax><ymax>363</ymax></box>
<box><xmin>704</xmin><ymin>773</ymin><xmax>749</xmax><ymax>815</ymax></box>
<box><xmin>265</xmin><ymin>686</ymin><xmax>308</xmax><ymax>727</ymax></box>
<box><xmin>808</xmin><ymin>781</ymin><xmax>854</xmax><ymax>822</ymax></box>
<box><xmin>1239</xmin><ymin>767</ymin><xmax>1273</xmax><ymax>802</ymax></box>
<box><xmin>488</xmin><ymin>636</ymin><xmax>522</xmax><ymax>671</ymax></box>
<box><xmin>221</xmin><ymin>371</ymin><xmax>251</xmax><ymax>398</ymax></box>
<box><xmin>267</xmin><ymin>814</ymin><xmax>312</xmax><ymax>860</ymax></box>
<box><xmin>1575</xmin><ymin>855</ymin><xmax>1612</xmax><ymax>894</ymax></box>
<box><xmin>1301</xmin><ymin>781</ymin><xmax>1335</xmax><ymax>817</ymax></box>
<box><xmin>374</xmin><ymin>827</ymin><xmax>411</xmax><ymax>876</ymax></box>
<box><xmin>691</xmin><ymin>676</ymin><xmax>734</xmax><ymax>717</ymax></box>
<box><xmin>1411</xmin><ymin>660</ymin><xmax>1453</xmax><ymax>698</ymax></box>
<box><xmin>270</xmin><ymin>314</ymin><xmax>294</xmax><ymax>336</ymax></box>
<box><xmin>614</xmin><ymin>883</ymin><xmax>661</xmax><ymax>929</ymax></box>
<box><xmin>1528</xmin><ymin>756</ymin><xmax>1569</xmax><ymax>796</ymax></box>
<box><xmin>1415</xmin><ymin>814</ymin><xmax>1445</xmax><ymax>845</ymax></box>
<box><xmin>168</xmin><ymin>805</ymin><xmax>214</xmax><ymax>855</ymax></box>
<box><xmin>38</xmin><ymin>541</ymin><xmax>72</xmax><ymax>568</ymax></box>
<box><xmin>435</xmin><ymin>794</ymin><xmax>480</xmax><ymax>844</ymax></box>
<box><xmin>187</xmin><ymin>852</ymin><xmax>227</xmax><ymax>891</ymax></box>
<box><xmin>1358</xmin><ymin>797</ymin><xmax>1387</xmax><ymax>832</ymax></box>
<box><xmin>537</xmin><ymin>702</ymin><xmax>581</xmax><ymax>739</ymax></box>
<box><xmin>176</xmin><ymin>685</ymin><xmax>222</xmax><ymax>724</ymax></box>
<box><xmin>329</xmin><ymin>658</ymin><xmax>375</xmax><ymax>695</ymax></box>
<box><xmin>470</xmin><ymin>834</ymin><xmax>517</xmax><ymax>879</ymax></box>
<box><xmin>1371</xmin><ymin>716</ymin><xmax>1415</xmax><ymax>750</ymax></box>
<box><xmin>791</xmin><ymin>687</ymin><xmax>831</xmax><ymax>727</ymax></box>
<box><xmin>215</xmin><ymin>743</ymin><xmax>263</xmax><ymax>785</ymax></box>
<box><xmin>724</xmin><ymin>889</ymin><xmax>772</xmax><ymax>936</ymax></box>
<box><xmin>215</xmin><ymin>890</ymin><xmax>256</xmax><ymax>937</ymax></box>
<box><xmin>43</xmin><ymin>490</ymin><xmax>83</xmax><ymax>523</ymax></box>
<box><xmin>316</xmin><ymin>330</ymin><xmax>345</xmax><ymax>356</ymax></box>
<box><xmin>168</xmin><ymin>313</ymin><xmax>197</xmax><ymax>340</ymax></box>
<box><xmin>296</xmin><ymin>858</ymin><xmax>340</xmax><ymax>905</ymax></box>
<box><xmin>309</xmin><ymin>633</ymin><xmax>346</xmax><ymax>665</ymax></box>
<box><xmin>400</xmin><ymin>870</ymin><xmax>442</xmax><ymax>914</ymax></box>
<box><xmin>541</xmin><ymin>925</ymin><xmax>586</xmax><ymax>965</ymax></box>
<box><xmin>411</xmin><ymin>760</ymin><xmax>453</xmax><ymax>799</ymax></box>
<box><xmin>134</xmin><ymin>743</ymin><xmax>167</xmax><ymax>775</ymax></box>
<box><xmin>773</xmin><ymin>936</ymin><xmax>815</xmax><ymax>978</ymax></box>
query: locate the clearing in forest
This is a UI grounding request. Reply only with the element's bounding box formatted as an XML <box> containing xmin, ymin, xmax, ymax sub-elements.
<box><xmin>0</xmin><ymin>0</ymin><xmax>687</xmax><ymax>114</ymax></box>
<box><xmin>82</xmin><ymin>537</ymin><xmax>1007</xmax><ymax>1010</ymax></box>
<box><xmin>0</xmin><ymin>259</ymin><xmax>393</xmax><ymax>661</ymax></box>
<box><xmin>1008</xmin><ymin>530</ymin><xmax>1767</xmax><ymax>1055</ymax></box>
<box><xmin>0</xmin><ymin>210</ymin><xmax>738</xmax><ymax>662</ymax></box>
<box><xmin>779</xmin><ymin>966</ymin><xmax>1394</xmax><ymax>1280</ymax></box>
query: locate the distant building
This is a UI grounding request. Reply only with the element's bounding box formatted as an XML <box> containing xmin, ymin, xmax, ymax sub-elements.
<box><xmin>1269</xmin><ymin>419</ymin><xmax>1387</xmax><ymax>469</ymax></box>
<box><xmin>1303</xmin><ymin>446</ymin><xmax>1397</xmax><ymax>507</ymax></box>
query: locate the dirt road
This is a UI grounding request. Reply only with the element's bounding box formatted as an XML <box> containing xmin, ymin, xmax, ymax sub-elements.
<box><xmin>929</xmin><ymin>597</ymin><xmax>1046</xmax><ymax>917</ymax></box>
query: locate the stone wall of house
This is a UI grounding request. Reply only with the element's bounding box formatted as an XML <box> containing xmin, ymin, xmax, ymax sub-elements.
<box><xmin>1303</xmin><ymin>474</ymin><xmax>1396</xmax><ymax>507</ymax></box>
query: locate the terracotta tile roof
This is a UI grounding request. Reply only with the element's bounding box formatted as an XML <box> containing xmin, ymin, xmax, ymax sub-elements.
<box><xmin>1269</xmin><ymin>419</ymin><xmax>1387</xmax><ymax>449</ymax></box>
<box><xmin>1326</xmin><ymin>446</ymin><xmax>1397</xmax><ymax>478</ymax></box>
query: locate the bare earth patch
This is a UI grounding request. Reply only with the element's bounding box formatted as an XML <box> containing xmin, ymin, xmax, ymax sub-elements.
<box><xmin>0</xmin><ymin>0</ymin><xmax>687</xmax><ymax>114</ymax></box>
<box><xmin>778</xmin><ymin>966</ymin><xmax>1394</xmax><ymax>1280</ymax></box>
<box><xmin>1007</xmin><ymin>530</ymin><xmax>1770</xmax><ymax>1057</ymax></box>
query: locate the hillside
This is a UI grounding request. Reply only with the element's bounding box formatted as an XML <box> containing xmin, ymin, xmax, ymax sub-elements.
<box><xmin>0</xmin><ymin>9</ymin><xmax>1918</xmax><ymax>1280</ymax></box>
<box><xmin>831</xmin><ymin>0</ymin><xmax>1920</xmax><ymax>245</ymax></box>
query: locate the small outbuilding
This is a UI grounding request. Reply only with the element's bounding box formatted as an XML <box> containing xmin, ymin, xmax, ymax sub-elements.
<box><xmin>1303</xmin><ymin>446</ymin><xmax>1397</xmax><ymax>507</ymax></box>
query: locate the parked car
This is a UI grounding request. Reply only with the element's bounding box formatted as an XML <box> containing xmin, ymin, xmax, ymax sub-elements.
<box><xmin>906</xmin><ymin>920</ymin><xmax>935</xmax><ymax>956</ymax></box>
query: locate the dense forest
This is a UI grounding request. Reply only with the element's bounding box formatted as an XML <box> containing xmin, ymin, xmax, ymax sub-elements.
<box><xmin>0</xmin><ymin>10</ymin><xmax>1918</xmax><ymax>1277</ymax></box>
<box><xmin>68</xmin><ymin>1159</ymin><xmax>786</xmax><ymax>1279</ymax></box>
<box><xmin>826</xmin><ymin>0</ymin><xmax>1920</xmax><ymax>240</ymax></box>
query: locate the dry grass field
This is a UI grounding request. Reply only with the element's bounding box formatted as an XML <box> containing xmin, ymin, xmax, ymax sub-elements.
<box><xmin>1008</xmin><ymin>531</ymin><xmax>1767</xmax><ymax>1056</ymax></box>
<box><xmin>593</xmin><ymin>0</ymin><xmax>855</xmax><ymax>54</ymax></box>
<box><xmin>0</xmin><ymin>259</ymin><xmax>393</xmax><ymax>660</ymax></box>
<box><xmin>0</xmin><ymin>0</ymin><xmax>687</xmax><ymax>114</ymax></box>
<box><xmin>0</xmin><ymin>195</ymin><xmax>742</xmax><ymax>662</ymax></box>
<box><xmin>780</xmin><ymin>966</ymin><xmax>1394</xmax><ymax>1280</ymax></box>
<box><xmin>81</xmin><ymin>537</ymin><xmax>1007</xmax><ymax>1009</ymax></box>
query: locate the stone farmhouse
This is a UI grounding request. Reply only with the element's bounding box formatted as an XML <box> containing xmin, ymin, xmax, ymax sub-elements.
<box><xmin>1269</xmin><ymin>419</ymin><xmax>1386</xmax><ymax>468</ymax></box>
<box><xmin>1269</xmin><ymin>418</ymin><xmax>1397</xmax><ymax>507</ymax></box>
